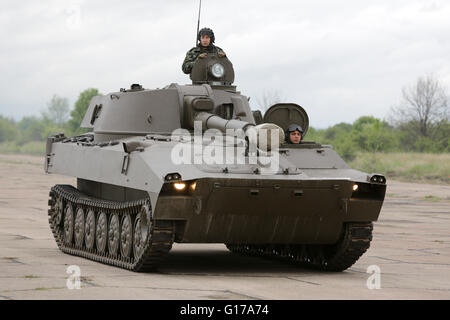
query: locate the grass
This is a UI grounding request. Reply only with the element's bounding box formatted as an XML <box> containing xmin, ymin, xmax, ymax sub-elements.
<box><xmin>349</xmin><ymin>152</ymin><xmax>450</xmax><ymax>184</ymax></box>
<box><xmin>0</xmin><ymin>141</ymin><xmax>45</xmax><ymax>156</ymax></box>
<box><xmin>424</xmin><ymin>195</ymin><xmax>441</xmax><ymax>202</ymax></box>
<box><xmin>0</xmin><ymin>156</ymin><xmax>42</xmax><ymax>167</ymax></box>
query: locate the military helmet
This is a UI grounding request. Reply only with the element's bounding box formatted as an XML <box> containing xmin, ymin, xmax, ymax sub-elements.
<box><xmin>285</xmin><ymin>124</ymin><xmax>304</xmax><ymax>143</ymax></box>
<box><xmin>287</xmin><ymin>124</ymin><xmax>304</xmax><ymax>134</ymax></box>
<box><xmin>198</xmin><ymin>27</ymin><xmax>215</xmax><ymax>44</ymax></box>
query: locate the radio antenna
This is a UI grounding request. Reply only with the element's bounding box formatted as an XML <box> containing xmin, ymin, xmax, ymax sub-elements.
<box><xmin>195</xmin><ymin>0</ymin><xmax>202</xmax><ymax>45</ymax></box>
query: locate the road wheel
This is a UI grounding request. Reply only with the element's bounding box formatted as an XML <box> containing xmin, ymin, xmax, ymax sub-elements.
<box><xmin>74</xmin><ymin>208</ymin><xmax>85</xmax><ymax>248</ymax></box>
<box><xmin>121</xmin><ymin>214</ymin><xmax>133</xmax><ymax>259</ymax></box>
<box><xmin>96</xmin><ymin>212</ymin><xmax>107</xmax><ymax>254</ymax></box>
<box><xmin>63</xmin><ymin>204</ymin><xmax>74</xmax><ymax>245</ymax></box>
<box><xmin>108</xmin><ymin>214</ymin><xmax>120</xmax><ymax>256</ymax></box>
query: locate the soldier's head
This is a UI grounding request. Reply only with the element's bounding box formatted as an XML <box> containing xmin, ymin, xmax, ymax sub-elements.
<box><xmin>285</xmin><ymin>124</ymin><xmax>304</xmax><ymax>144</ymax></box>
<box><xmin>198</xmin><ymin>28</ymin><xmax>215</xmax><ymax>47</ymax></box>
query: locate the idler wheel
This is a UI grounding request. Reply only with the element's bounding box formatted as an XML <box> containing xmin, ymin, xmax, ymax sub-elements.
<box><xmin>53</xmin><ymin>197</ymin><xmax>64</xmax><ymax>227</ymax></box>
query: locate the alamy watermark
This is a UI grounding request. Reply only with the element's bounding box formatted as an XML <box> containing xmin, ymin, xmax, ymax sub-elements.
<box><xmin>66</xmin><ymin>265</ymin><xmax>81</xmax><ymax>289</ymax></box>
<box><xmin>65</xmin><ymin>3</ymin><xmax>82</xmax><ymax>30</ymax></box>
<box><xmin>169</xmin><ymin>121</ymin><xmax>281</xmax><ymax>175</ymax></box>
<box><xmin>366</xmin><ymin>265</ymin><xmax>381</xmax><ymax>289</ymax></box>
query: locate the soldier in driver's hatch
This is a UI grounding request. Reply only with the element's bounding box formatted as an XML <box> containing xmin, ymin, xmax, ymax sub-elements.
<box><xmin>285</xmin><ymin>124</ymin><xmax>304</xmax><ymax>144</ymax></box>
<box><xmin>182</xmin><ymin>28</ymin><xmax>226</xmax><ymax>74</ymax></box>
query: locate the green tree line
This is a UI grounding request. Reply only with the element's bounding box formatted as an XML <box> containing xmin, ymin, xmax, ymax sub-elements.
<box><xmin>0</xmin><ymin>88</ymin><xmax>99</xmax><ymax>154</ymax></box>
<box><xmin>307</xmin><ymin>116</ymin><xmax>449</xmax><ymax>161</ymax></box>
<box><xmin>295</xmin><ymin>74</ymin><xmax>449</xmax><ymax>160</ymax></box>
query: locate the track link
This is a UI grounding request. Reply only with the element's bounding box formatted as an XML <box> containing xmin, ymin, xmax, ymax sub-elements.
<box><xmin>226</xmin><ymin>222</ymin><xmax>373</xmax><ymax>271</ymax></box>
<box><xmin>48</xmin><ymin>185</ymin><xmax>174</xmax><ymax>272</ymax></box>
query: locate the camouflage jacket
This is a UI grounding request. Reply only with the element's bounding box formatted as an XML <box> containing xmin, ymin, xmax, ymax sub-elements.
<box><xmin>182</xmin><ymin>45</ymin><xmax>224</xmax><ymax>74</ymax></box>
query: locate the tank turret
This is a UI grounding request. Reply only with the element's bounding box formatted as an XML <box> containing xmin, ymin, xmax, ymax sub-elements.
<box><xmin>80</xmin><ymin>55</ymin><xmax>283</xmax><ymax>150</ymax></box>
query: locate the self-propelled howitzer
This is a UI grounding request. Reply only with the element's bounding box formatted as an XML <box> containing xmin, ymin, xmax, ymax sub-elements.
<box><xmin>45</xmin><ymin>53</ymin><xmax>386</xmax><ymax>272</ymax></box>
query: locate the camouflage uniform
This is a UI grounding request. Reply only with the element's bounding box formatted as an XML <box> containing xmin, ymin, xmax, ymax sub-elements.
<box><xmin>182</xmin><ymin>45</ymin><xmax>225</xmax><ymax>74</ymax></box>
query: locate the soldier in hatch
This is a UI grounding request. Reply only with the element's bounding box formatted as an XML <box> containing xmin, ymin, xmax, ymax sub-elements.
<box><xmin>182</xmin><ymin>28</ymin><xmax>226</xmax><ymax>74</ymax></box>
<box><xmin>285</xmin><ymin>124</ymin><xmax>304</xmax><ymax>144</ymax></box>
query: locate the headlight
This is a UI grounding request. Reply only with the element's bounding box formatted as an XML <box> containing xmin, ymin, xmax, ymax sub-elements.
<box><xmin>173</xmin><ymin>182</ymin><xmax>186</xmax><ymax>191</ymax></box>
<box><xmin>160</xmin><ymin>179</ymin><xmax>197</xmax><ymax>195</ymax></box>
<box><xmin>211</xmin><ymin>63</ymin><xmax>225</xmax><ymax>78</ymax></box>
<box><xmin>165</xmin><ymin>173</ymin><xmax>181</xmax><ymax>181</ymax></box>
<box><xmin>370</xmin><ymin>174</ymin><xmax>386</xmax><ymax>184</ymax></box>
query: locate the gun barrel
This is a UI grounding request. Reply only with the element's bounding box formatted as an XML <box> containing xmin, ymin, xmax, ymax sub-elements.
<box><xmin>194</xmin><ymin>112</ymin><xmax>253</xmax><ymax>132</ymax></box>
<box><xmin>194</xmin><ymin>112</ymin><xmax>284</xmax><ymax>151</ymax></box>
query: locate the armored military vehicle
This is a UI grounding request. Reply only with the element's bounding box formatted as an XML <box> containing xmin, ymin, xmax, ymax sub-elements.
<box><xmin>45</xmin><ymin>53</ymin><xmax>386</xmax><ymax>272</ymax></box>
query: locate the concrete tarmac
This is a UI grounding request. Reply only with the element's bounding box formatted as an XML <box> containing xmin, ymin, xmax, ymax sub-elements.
<box><xmin>0</xmin><ymin>154</ymin><xmax>449</xmax><ymax>300</ymax></box>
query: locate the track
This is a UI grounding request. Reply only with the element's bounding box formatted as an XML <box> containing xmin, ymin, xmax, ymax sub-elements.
<box><xmin>48</xmin><ymin>184</ymin><xmax>372</xmax><ymax>272</ymax></box>
<box><xmin>48</xmin><ymin>184</ymin><xmax>174</xmax><ymax>272</ymax></box>
<box><xmin>226</xmin><ymin>222</ymin><xmax>373</xmax><ymax>271</ymax></box>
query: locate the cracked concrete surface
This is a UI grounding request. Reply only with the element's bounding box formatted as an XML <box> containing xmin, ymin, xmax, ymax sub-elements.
<box><xmin>0</xmin><ymin>154</ymin><xmax>449</xmax><ymax>300</ymax></box>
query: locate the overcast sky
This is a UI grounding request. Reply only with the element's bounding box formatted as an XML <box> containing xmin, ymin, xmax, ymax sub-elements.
<box><xmin>1</xmin><ymin>0</ymin><xmax>449</xmax><ymax>128</ymax></box>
